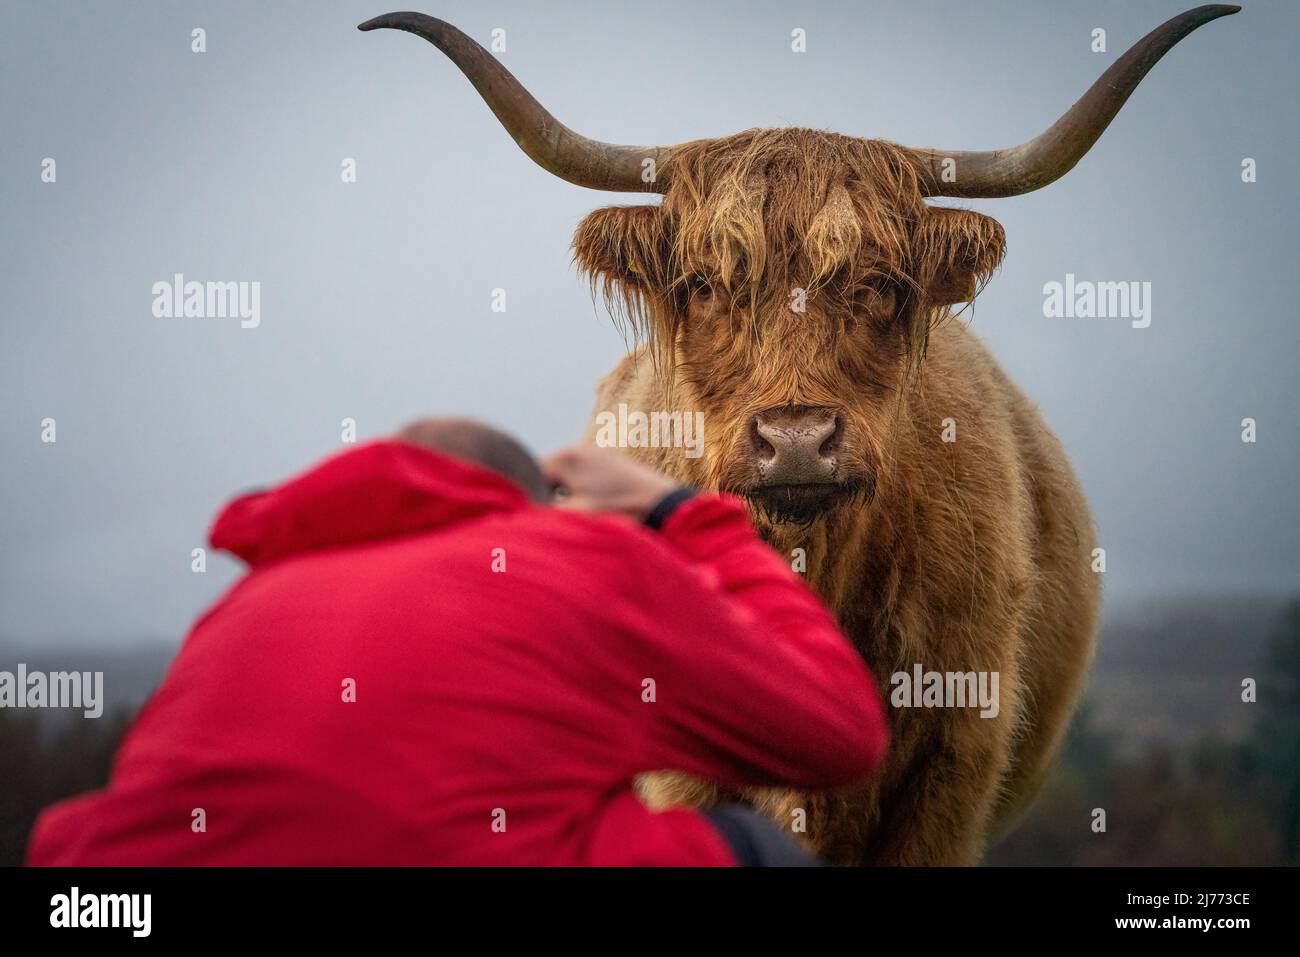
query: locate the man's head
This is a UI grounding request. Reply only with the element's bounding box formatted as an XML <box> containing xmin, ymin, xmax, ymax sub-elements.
<box><xmin>396</xmin><ymin>417</ymin><xmax>550</xmax><ymax>502</ymax></box>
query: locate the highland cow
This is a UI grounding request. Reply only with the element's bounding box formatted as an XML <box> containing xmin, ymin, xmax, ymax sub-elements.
<box><xmin>361</xmin><ymin>4</ymin><xmax>1240</xmax><ymax>864</ymax></box>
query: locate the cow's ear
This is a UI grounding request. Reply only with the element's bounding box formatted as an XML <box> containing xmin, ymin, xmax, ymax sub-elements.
<box><xmin>572</xmin><ymin>205</ymin><xmax>671</xmax><ymax>292</ymax></box>
<box><xmin>914</xmin><ymin>206</ymin><xmax>1006</xmax><ymax>306</ymax></box>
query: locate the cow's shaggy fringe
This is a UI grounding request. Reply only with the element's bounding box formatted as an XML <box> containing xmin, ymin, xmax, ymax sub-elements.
<box><xmin>574</xmin><ymin>128</ymin><xmax>1006</xmax><ymax>374</ymax></box>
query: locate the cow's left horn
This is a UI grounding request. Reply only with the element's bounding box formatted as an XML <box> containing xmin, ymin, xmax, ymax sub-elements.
<box><xmin>912</xmin><ymin>4</ymin><xmax>1240</xmax><ymax>198</ymax></box>
<box><xmin>359</xmin><ymin>12</ymin><xmax>669</xmax><ymax>193</ymax></box>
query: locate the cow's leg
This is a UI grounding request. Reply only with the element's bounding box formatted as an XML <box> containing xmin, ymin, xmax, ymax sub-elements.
<box><xmin>857</xmin><ymin>703</ymin><xmax>1016</xmax><ymax>866</ymax></box>
<box><xmin>637</xmin><ymin>773</ymin><xmax>854</xmax><ymax>862</ymax></box>
<box><xmin>635</xmin><ymin>770</ymin><xmax>723</xmax><ymax>810</ymax></box>
<box><xmin>990</xmin><ymin>597</ymin><xmax>1095</xmax><ymax>834</ymax></box>
<box><xmin>989</xmin><ymin>413</ymin><xmax>1101</xmax><ymax>834</ymax></box>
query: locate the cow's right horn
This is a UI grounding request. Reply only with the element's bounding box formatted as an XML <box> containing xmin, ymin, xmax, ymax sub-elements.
<box><xmin>911</xmin><ymin>4</ymin><xmax>1241</xmax><ymax>198</ymax></box>
<box><xmin>359</xmin><ymin>12</ymin><xmax>670</xmax><ymax>193</ymax></box>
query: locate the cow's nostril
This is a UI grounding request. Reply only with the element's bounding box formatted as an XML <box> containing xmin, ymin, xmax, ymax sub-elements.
<box><xmin>750</xmin><ymin>418</ymin><xmax>776</xmax><ymax>461</ymax></box>
<box><xmin>820</xmin><ymin>417</ymin><xmax>843</xmax><ymax>457</ymax></box>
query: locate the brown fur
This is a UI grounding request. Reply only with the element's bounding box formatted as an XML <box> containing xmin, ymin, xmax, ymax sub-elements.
<box><xmin>575</xmin><ymin>128</ymin><xmax>1099</xmax><ymax>865</ymax></box>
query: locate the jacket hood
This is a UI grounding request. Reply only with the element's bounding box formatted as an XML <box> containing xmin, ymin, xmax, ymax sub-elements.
<box><xmin>209</xmin><ymin>440</ymin><xmax>532</xmax><ymax>566</ymax></box>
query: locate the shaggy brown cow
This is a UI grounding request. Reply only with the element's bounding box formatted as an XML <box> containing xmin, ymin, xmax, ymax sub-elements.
<box><xmin>361</xmin><ymin>5</ymin><xmax>1239</xmax><ymax>864</ymax></box>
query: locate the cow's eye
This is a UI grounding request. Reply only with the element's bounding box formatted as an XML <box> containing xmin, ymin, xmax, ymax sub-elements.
<box><xmin>689</xmin><ymin>276</ymin><xmax>714</xmax><ymax>301</ymax></box>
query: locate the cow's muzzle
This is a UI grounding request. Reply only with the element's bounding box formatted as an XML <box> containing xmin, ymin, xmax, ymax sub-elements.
<box><xmin>740</xmin><ymin>406</ymin><xmax>870</xmax><ymax>523</ymax></box>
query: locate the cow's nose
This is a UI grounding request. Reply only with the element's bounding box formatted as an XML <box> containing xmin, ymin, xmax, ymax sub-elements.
<box><xmin>752</xmin><ymin>406</ymin><xmax>841</xmax><ymax>484</ymax></box>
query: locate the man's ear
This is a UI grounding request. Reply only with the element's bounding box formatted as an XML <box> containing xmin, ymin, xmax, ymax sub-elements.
<box><xmin>572</xmin><ymin>205</ymin><xmax>671</xmax><ymax>294</ymax></box>
<box><xmin>913</xmin><ymin>206</ymin><xmax>1006</xmax><ymax>306</ymax></box>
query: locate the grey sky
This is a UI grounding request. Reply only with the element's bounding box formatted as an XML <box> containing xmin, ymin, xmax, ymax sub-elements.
<box><xmin>1</xmin><ymin>0</ymin><xmax>1297</xmax><ymax>646</ymax></box>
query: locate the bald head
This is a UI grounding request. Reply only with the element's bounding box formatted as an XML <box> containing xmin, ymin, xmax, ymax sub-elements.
<box><xmin>395</xmin><ymin>417</ymin><xmax>549</xmax><ymax>502</ymax></box>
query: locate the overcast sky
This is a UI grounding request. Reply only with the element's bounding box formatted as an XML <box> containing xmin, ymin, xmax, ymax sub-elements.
<box><xmin>2</xmin><ymin>0</ymin><xmax>1297</xmax><ymax>647</ymax></box>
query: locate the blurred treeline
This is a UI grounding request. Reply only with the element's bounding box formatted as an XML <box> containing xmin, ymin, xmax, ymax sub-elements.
<box><xmin>3</xmin><ymin>600</ymin><xmax>1298</xmax><ymax>866</ymax></box>
<box><xmin>0</xmin><ymin>708</ymin><xmax>131</xmax><ymax>865</ymax></box>
<box><xmin>988</xmin><ymin>600</ymin><xmax>1300</xmax><ymax>865</ymax></box>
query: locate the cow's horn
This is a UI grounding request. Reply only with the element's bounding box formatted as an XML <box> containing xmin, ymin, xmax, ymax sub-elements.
<box><xmin>913</xmin><ymin>4</ymin><xmax>1240</xmax><ymax>198</ymax></box>
<box><xmin>359</xmin><ymin>12</ymin><xmax>669</xmax><ymax>193</ymax></box>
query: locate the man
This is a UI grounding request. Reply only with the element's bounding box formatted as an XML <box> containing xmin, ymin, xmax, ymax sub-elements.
<box><xmin>27</xmin><ymin>419</ymin><xmax>887</xmax><ymax>865</ymax></box>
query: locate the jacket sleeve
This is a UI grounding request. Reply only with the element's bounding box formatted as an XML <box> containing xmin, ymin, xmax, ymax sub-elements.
<box><xmin>631</xmin><ymin>493</ymin><xmax>889</xmax><ymax>790</ymax></box>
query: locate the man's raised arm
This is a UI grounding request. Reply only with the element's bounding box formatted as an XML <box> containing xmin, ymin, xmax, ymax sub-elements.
<box><xmin>542</xmin><ymin>444</ymin><xmax>889</xmax><ymax>791</ymax></box>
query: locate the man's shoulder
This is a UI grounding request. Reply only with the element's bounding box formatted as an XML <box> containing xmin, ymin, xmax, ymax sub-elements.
<box><xmin>455</xmin><ymin>506</ymin><xmax>707</xmax><ymax>585</ymax></box>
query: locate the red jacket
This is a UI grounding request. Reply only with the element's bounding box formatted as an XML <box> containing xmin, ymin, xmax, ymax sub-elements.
<box><xmin>27</xmin><ymin>441</ymin><xmax>887</xmax><ymax>866</ymax></box>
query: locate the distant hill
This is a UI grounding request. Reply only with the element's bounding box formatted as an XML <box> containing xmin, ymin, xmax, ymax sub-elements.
<box><xmin>1087</xmin><ymin>593</ymin><xmax>1290</xmax><ymax>751</ymax></box>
